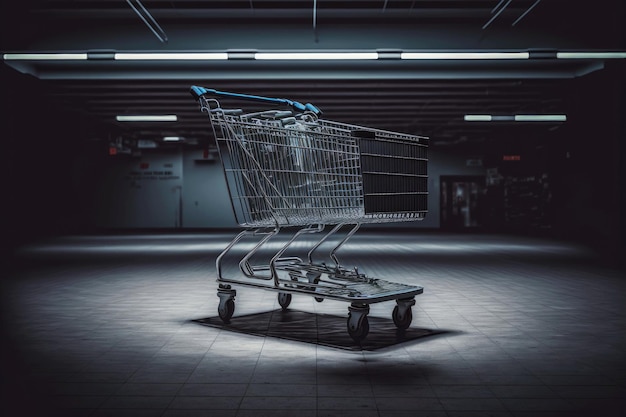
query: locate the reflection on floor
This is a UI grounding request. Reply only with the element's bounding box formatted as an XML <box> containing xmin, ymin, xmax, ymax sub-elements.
<box><xmin>2</xmin><ymin>231</ymin><xmax>625</xmax><ymax>417</ymax></box>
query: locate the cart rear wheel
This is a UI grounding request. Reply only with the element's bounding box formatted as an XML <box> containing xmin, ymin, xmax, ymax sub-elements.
<box><xmin>392</xmin><ymin>305</ymin><xmax>413</xmax><ymax>330</ymax></box>
<box><xmin>347</xmin><ymin>313</ymin><xmax>369</xmax><ymax>342</ymax></box>
<box><xmin>218</xmin><ymin>299</ymin><xmax>235</xmax><ymax>323</ymax></box>
<box><xmin>278</xmin><ymin>292</ymin><xmax>292</xmax><ymax>310</ymax></box>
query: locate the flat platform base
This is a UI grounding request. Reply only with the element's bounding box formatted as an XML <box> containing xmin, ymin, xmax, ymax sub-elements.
<box><xmin>193</xmin><ymin>309</ymin><xmax>448</xmax><ymax>351</ymax></box>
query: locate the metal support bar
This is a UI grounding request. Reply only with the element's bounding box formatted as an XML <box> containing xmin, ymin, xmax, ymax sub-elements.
<box><xmin>305</xmin><ymin>223</ymin><xmax>360</xmax><ymax>268</ymax></box>
<box><xmin>329</xmin><ymin>224</ymin><xmax>360</xmax><ymax>267</ymax></box>
<box><xmin>483</xmin><ymin>0</ymin><xmax>512</xmax><ymax>29</ymax></box>
<box><xmin>239</xmin><ymin>227</ymin><xmax>281</xmax><ymax>278</ymax></box>
<box><xmin>313</xmin><ymin>0</ymin><xmax>318</xmax><ymax>42</ymax></box>
<box><xmin>216</xmin><ymin>227</ymin><xmax>278</xmax><ymax>280</ymax></box>
<box><xmin>512</xmin><ymin>0</ymin><xmax>542</xmax><ymax>26</ymax></box>
<box><xmin>491</xmin><ymin>0</ymin><xmax>507</xmax><ymax>14</ymax></box>
<box><xmin>126</xmin><ymin>0</ymin><xmax>168</xmax><ymax>43</ymax></box>
<box><xmin>307</xmin><ymin>223</ymin><xmax>342</xmax><ymax>264</ymax></box>
<box><xmin>269</xmin><ymin>225</ymin><xmax>324</xmax><ymax>287</ymax></box>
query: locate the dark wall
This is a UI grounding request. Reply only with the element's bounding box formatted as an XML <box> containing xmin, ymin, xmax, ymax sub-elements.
<box><xmin>0</xmin><ymin>66</ymin><xmax>109</xmax><ymax>249</ymax></box>
<box><xmin>547</xmin><ymin>63</ymin><xmax>625</xmax><ymax>245</ymax></box>
<box><xmin>2</xmin><ymin>63</ymin><xmax>624</xmax><ymax>250</ymax></box>
<box><xmin>622</xmin><ymin>82</ymin><xmax>626</xmax><ymax>245</ymax></box>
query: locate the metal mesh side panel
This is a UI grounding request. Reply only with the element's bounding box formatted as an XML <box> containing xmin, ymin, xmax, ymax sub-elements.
<box><xmin>359</xmin><ymin>136</ymin><xmax>428</xmax><ymax>215</ymax></box>
<box><xmin>208</xmin><ymin>111</ymin><xmax>428</xmax><ymax>226</ymax></box>
<box><xmin>212</xmin><ymin>114</ymin><xmax>364</xmax><ymax>226</ymax></box>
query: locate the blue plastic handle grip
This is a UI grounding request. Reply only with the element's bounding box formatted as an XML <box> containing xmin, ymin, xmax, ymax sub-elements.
<box><xmin>190</xmin><ymin>86</ymin><xmax>321</xmax><ymax>115</ymax></box>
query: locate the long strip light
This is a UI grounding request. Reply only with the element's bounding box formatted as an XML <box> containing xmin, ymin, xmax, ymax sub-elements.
<box><xmin>556</xmin><ymin>52</ymin><xmax>626</xmax><ymax>59</ymax></box>
<box><xmin>116</xmin><ymin>115</ymin><xmax>177</xmax><ymax>122</ymax></box>
<box><xmin>464</xmin><ymin>115</ymin><xmax>493</xmax><ymax>121</ymax></box>
<box><xmin>254</xmin><ymin>52</ymin><xmax>378</xmax><ymax>60</ymax></box>
<box><xmin>3</xmin><ymin>53</ymin><xmax>88</xmax><ymax>60</ymax></box>
<box><xmin>4</xmin><ymin>51</ymin><xmax>626</xmax><ymax>62</ymax></box>
<box><xmin>115</xmin><ymin>52</ymin><xmax>228</xmax><ymax>60</ymax></box>
<box><xmin>402</xmin><ymin>52</ymin><xmax>530</xmax><ymax>60</ymax></box>
<box><xmin>515</xmin><ymin>114</ymin><xmax>567</xmax><ymax>122</ymax></box>
<box><xmin>465</xmin><ymin>114</ymin><xmax>567</xmax><ymax>122</ymax></box>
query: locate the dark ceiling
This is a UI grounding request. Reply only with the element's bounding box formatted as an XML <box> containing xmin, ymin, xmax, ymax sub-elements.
<box><xmin>1</xmin><ymin>0</ymin><xmax>625</xmax><ymax>151</ymax></box>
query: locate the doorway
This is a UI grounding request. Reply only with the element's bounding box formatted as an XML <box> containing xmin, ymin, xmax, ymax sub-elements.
<box><xmin>440</xmin><ymin>176</ymin><xmax>486</xmax><ymax>229</ymax></box>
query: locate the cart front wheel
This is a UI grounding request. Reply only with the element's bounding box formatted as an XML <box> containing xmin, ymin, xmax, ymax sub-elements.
<box><xmin>347</xmin><ymin>313</ymin><xmax>369</xmax><ymax>342</ymax></box>
<box><xmin>392</xmin><ymin>305</ymin><xmax>413</xmax><ymax>330</ymax></box>
<box><xmin>218</xmin><ymin>298</ymin><xmax>235</xmax><ymax>323</ymax></box>
<box><xmin>278</xmin><ymin>292</ymin><xmax>292</xmax><ymax>310</ymax></box>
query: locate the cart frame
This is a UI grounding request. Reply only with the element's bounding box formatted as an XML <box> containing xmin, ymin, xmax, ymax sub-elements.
<box><xmin>191</xmin><ymin>86</ymin><xmax>428</xmax><ymax>342</ymax></box>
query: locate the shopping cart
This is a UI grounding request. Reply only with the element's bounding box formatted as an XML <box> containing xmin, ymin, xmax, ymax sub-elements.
<box><xmin>190</xmin><ymin>86</ymin><xmax>428</xmax><ymax>342</ymax></box>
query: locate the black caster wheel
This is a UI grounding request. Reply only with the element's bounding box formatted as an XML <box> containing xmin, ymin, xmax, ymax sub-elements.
<box><xmin>347</xmin><ymin>313</ymin><xmax>370</xmax><ymax>342</ymax></box>
<box><xmin>278</xmin><ymin>292</ymin><xmax>292</xmax><ymax>310</ymax></box>
<box><xmin>218</xmin><ymin>298</ymin><xmax>235</xmax><ymax>323</ymax></box>
<box><xmin>392</xmin><ymin>305</ymin><xmax>413</xmax><ymax>330</ymax></box>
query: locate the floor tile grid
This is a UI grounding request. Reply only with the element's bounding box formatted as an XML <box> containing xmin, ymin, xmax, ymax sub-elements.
<box><xmin>184</xmin><ymin>242</ymin><xmax>616</xmax><ymax>416</ymax></box>
<box><xmin>361</xmin><ymin>253</ymin><xmax>624</xmax><ymax>416</ymax></box>
<box><xmin>4</xmin><ymin>232</ymin><xmax>624</xmax><ymax>416</ymax></box>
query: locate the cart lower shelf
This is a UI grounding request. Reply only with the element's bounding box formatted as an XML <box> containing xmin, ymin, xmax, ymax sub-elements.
<box><xmin>215</xmin><ymin>264</ymin><xmax>423</xmax><ymax>342</ymax></box>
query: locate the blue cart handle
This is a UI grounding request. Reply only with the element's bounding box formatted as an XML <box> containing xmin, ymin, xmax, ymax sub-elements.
<box><xmin>190</xmin><ymin>86</ymin><xmax>322</xmax><ymax>116</ymax></box>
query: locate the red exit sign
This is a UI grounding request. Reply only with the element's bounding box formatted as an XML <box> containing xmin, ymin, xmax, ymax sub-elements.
<box><xmin>503</xmin><ymin>155</ymin><xmax>521</xmax><ymax>161</ymax></box>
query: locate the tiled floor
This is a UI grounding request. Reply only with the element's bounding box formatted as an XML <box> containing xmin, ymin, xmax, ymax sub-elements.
<box><xmin>2</xmin><ymin>231</ymin><xmax>625</xmax><ymax>417</ymax></box>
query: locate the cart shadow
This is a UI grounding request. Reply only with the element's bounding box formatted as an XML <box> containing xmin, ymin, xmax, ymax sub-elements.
<box><xmin>192</xmin><ymin>309</ymin><xmax>453</xmax><ymax>351</ymax></box>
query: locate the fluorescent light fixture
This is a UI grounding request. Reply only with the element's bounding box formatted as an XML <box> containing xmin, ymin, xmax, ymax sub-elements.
<box><xmin>465</xmin><ymin>114</ymin><xmax>566</xmax><ymax>122</ymax></box>
<box><xmin>556</xmin><ymin>52</ymin><xmax>626</xmax><ymax>59</ymax></box>
<box><xmin>114</xmin><ymin>52</ymin><xmax>228</xmax><ymax>60</ymax></box>
<box><xmin>515</xmin><ymin>114</ymin><xmax>567</xmax><ymax>122</ymax></box>
<box><xmin>116</xmin><ymin>115</ymin><xmax>177</xmax><ymax>122</ymax></box>
<box><xmin>254</xmin><ymin>52</ymin><xmax>378</xmax><ymax>60</ymax></box>
<box><xmin>163</xmin><ymin>136</ymin><xmax>182</xmax><ymax>141</ymax></box>
<box><xmin>3</xmin><ymin>53</ymin><xmax>88</xmax><ymax>60</ymax></box>
<box><xmin>401</xmin><ymin>52</ymin><xmax>529</xmax><ymax>60</ymax></box>
<box><xmin>464</xmin><ymin>115</ymin><xmax>493</xmax><ymax>121</ymax></box>
<box><xmin>5</xmin><ymin>50</ymin><xmax>624</xmax><ymax>62</ymax></box>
